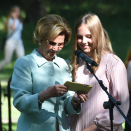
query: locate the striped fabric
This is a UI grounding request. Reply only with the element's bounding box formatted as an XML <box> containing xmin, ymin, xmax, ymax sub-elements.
<box><xmin>70</xmin><ymin>52</ymin><xmax>129</xmax><ymax>131</ymax></box>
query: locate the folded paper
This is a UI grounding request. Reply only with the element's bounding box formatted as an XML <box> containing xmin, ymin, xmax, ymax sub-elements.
<box><xmin>64</xmin><ymin>81</ymin><xmax>92</xmax><ymax>93</ymax></box>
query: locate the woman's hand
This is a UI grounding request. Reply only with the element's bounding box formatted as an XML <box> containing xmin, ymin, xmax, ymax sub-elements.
<box><xmin>77</xmin><ymin>91</ymin><xmax>89</xmax><ymax>103</ymax></box>
<box><xmin>72</xmin><ymin>91</ymin><xmax>89</xmax><ymax>104</ymax></box>
<box><xmin>71</xmin><ymin>91</ymin><xmax>89</xmax><ymax>110</ymax></box>
<box><xmin>39</xmin><ymin>85</ymin><xmax>68</xmax><ymax>102</ymax></box>
<box><xmin>45</xmin><ymin>84</ymin><xmax>68</xmax><ymax>97</ymax></box>
<box><xmin>82</xmin><ymin>123</ymin><xmax>97</xmax><ymax>131</ymax></box>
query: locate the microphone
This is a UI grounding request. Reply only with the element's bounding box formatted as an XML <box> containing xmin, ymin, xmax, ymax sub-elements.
<box><xmin>75</xmin><ymin>50</ymin><xmax>98</xmax><ymax>67</ymax></box>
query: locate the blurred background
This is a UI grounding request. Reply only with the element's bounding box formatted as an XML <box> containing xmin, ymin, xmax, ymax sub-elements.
<box><xmin>0</xmin><ymin>0</ymin><xmax>131</xmax><ymax>130</ymax></box>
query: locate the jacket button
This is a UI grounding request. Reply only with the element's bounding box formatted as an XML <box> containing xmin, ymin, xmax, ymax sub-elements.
<box><xmin>59</xmin><ymin>122</ymin><xmax>62</xmax><ymax>125</ymax></box>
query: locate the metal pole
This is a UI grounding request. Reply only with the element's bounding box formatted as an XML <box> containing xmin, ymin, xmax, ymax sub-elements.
<box><xmin>86</xmin><ymin>61</ymin><xmax>131</xmax><ymax>128</ymax></box>
<box><xmin>0</xmin><ymin>82</ymin><xmax>2</xmax><ymax>131</ymax></box>
<box><xmin>7</xmin><ymin>77</ymin><xmax>12</xmax><ymax>131</ymax></box>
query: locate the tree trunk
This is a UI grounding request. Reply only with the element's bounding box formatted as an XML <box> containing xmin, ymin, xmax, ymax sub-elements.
<box><xmin>21</xmin><ymin>0</ymin><xmax>47</xmax><ymax>23</ymax></box>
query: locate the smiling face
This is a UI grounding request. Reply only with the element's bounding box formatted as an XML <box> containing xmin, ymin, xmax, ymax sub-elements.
<box><xmin>77</xmin><ymin>24</ymin><xmax>94</xmax><ymax>57</ymax></box>
<box><xmin>38</xmin><ymin>35</ymin><xmax>65</xmax><ymax>61</ymax></box>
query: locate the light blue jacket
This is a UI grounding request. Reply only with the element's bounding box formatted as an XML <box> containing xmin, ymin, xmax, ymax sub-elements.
<box><xmin>11</xmin><ymin>49</ymin><xmax>81</xmax><ymax>131</ymax></box>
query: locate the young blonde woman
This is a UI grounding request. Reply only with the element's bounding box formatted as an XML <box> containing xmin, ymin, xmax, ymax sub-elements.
<box><xmin>125</xmin><ymin>45</ymin><xmax>131</xmax><ymax>131</ymax></box>
<box><xmin>0</xmin><ymin>6</ymin><xmax>25</xmax><ymax>71</ymax></box>
<box><xmin>70</xmin><ymin>13</ymin><xmax>129</xmax><ymax>131</ymax></box>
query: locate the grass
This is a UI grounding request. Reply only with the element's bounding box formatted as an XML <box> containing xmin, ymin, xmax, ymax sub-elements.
<box><xmin>1</xmin><ymin>82</ymin><xmax>20</xmax><ymax>131</ymax></box>
<box><xmin>2</xmin><ymin>123</ymin><xmax>17</xmax><ymax>131</ymax></box>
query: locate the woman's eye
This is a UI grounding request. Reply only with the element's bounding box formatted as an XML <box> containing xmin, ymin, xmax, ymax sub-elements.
<box><xmin>86</xmin><ymin>35</ymin><xmax>92</xmax><ymax>38</ymax></box>
<box><xmin>49</xmin><ymin>41</ymin><xmax>56</xmax><ymax>45</ymax></box>
<box><xmin>77</xmin><ymin>35</ymin><xmax>82</xmax><ymax>39</ymax></box>
<box><xmin>58</xmin><ymin>43</ymin><xmax>63</xmax><ymax>46</ymax></box>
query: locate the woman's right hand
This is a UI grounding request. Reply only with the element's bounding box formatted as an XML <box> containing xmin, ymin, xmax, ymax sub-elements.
<box><xmin>39</xmin><ymin>85</ymin><xmax>68</xmax><ymax>103</ymax></box>
<box><xmin>45</xmin><ymin>84</ymin><xmax>68</xmax><ymax>97</ymax></box>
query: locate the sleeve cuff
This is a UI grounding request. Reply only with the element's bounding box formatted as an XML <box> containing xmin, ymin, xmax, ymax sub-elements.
<box><xmin>94</xmin><ymin>120</ymin><xmax>100</xmax><ymax>129</ymax></box>
<box><xmin>66</xmin><ymin>96</ymin><xmax>81</xmax><ymax>115</ymax></box>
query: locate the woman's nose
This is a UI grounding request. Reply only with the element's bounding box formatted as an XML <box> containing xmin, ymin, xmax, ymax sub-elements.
<box><xmin>52</xmin><ymin>45</ymin><xmax>59</xmax><ymax>51</ymax></box>
<box><xmin>82</xmin><ymin>36</ymin><xmax>88</xmax><ymax>44</ymax></box>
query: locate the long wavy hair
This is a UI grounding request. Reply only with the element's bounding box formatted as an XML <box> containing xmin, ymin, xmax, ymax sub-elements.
<box><xmin>4</xmin><ymin>6</ymin><xmax>22</xmax><ymax>31</ymax></box>
<box><xmin>125</xmin><ymin>45</ymin><xmax>131</xmax><ymax>68</ymax></box>
<box><xmin>103</xmin><ymin>28</ymin><xmax>113</xmax><ymax>53</ymax></box>
<box><xmin>71</xmin><ymin>13</ymin><xmax>113</xmax><ymax>78</ymax></box>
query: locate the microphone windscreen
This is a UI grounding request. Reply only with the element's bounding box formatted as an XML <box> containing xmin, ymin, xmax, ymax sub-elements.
<box><xmin>75</xmin><ymin>50</ymin><xmax>82</xmax><ymax>58</ymax></box>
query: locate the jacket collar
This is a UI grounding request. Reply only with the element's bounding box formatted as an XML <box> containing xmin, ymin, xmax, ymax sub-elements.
<box><xmin>31</xmin><ymin>49</ymin><xmax>60</xmax><ymax>67</ymax></box>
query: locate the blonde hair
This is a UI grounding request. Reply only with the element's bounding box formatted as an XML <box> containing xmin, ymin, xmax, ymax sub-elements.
<box><xmin>103</xmin><ymin>28</ymin><xmax>113</xmax><ymax>52</ymax></box>
<box><xmin>125</xmin><ymin>45</ymin><xmax>131</xmax><ymax>68</ymax></box>
<box><xmin>4</xmin><ymin>6</ymin><xmax>22</xmax><ymax>31</ymax></box>
<box><xmin>33</xmin><ymin>14</ymin><xmax>72</xmax><ymax>45</ymax></box>
<box><xmin>71</xmin><ymin>13</ymin><xmax>113</xmax><ymax>78</ymax></box>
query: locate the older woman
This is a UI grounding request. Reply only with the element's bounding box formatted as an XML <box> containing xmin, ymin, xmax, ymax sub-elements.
<box><xmin>11</xmin><ymin>14</ymin><xmax>88</xmax><ymax>131</ymax></box>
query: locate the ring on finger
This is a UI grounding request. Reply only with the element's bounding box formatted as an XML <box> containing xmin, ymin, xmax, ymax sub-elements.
<box><xmin>82</xmin><ymin>99</ymin><xmax>84</xmax><ymax>101</ymax></box>
<box><xmin>61</xmin><ymin>91</ymin><xmax>63</xmax><ymax>94</ymax></box>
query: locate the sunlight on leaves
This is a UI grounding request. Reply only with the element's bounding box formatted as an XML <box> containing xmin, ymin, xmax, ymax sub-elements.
<box><xmin>21</xmin><ymin>10</ymin><xmax>26</xmax><ymax>19</ymax></box>
<box><xmin>97</xmin><ymin>3</ymin><xmax>120</xmax><ymax>15</ymax></box>
<box><xmin>63</xmin><ymin>5</ymin><xmax>70</xmax><ymax>10</ymax></box>
<box><xmin>45</xmin><ymin>6</ymin><xmax>51</xmax><ymax>12</ymax></box>
<box><xmin>0</xmin><ymin>16</ymin><xmax>6</xmax><ymax>30</ymax></box>
<box><xmin>80</xmin><ymin>1</ymin><xmax>89</xmax><ymax>9</ymax></box>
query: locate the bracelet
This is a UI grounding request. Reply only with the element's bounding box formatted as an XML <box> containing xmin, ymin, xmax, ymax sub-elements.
<box><xmin>38</xmin><ymin>93</ymin><xmax>43</xmax><ymax>104</ymax></box>
<box><xmin>38</xmin><ymin>99</ymin><xmax>43</xmax><ymax>104</ymax></box>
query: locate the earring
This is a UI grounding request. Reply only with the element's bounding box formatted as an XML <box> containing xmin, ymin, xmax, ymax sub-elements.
<box><xmin>46</xmin><ymin>40</ymin><xmax>49</xmax><ymax>43</ymax></box>
<box><xmin>38</xmin><ymin>42</ymin><xmax>41</xmax><ymax>45</ymax></box>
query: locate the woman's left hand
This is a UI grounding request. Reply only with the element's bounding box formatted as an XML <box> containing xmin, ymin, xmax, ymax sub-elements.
<box><xmin>72</xmin><ymin>91</ymin><xmax>89</xmax><ymax>104</ymax></box>
<box><xmin>76</xmin><ymin>91</ymin><xmax>89</xmax><ymax>103</ymax></box>
<box><xmin>82</xmin><ymin>123</ymin><xmax>97</xmax><ymax>131</ymax></box>
<box><xmin>71</xmin><ymin>91</ymin><xmax>88</xmax><ymax>110</ymax></box>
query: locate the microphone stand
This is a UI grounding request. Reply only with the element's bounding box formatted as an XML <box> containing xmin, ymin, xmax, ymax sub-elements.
<box><xmin>85</xmin><ymin>61</ymin><xmax>131</xmax><ymax>131</ymax></box>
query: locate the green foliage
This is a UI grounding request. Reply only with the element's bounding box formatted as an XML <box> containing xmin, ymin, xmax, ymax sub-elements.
<box><xmin>2</xmin><ymin>123</ymin><xmax>17</xmax><ymax>131</ymax></box>
<box><xmin>45</xmin><ymin>0</ymin><xmax>131</xmax><ymax>61</ymax></box>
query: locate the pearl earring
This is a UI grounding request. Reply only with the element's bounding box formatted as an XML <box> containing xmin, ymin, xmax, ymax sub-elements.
<box><xmin>46</xmin><ymin>40</ymin><xmax>49</xmax><ymax>43</ymax></box>
<box><xmin>38</xmin><ymin>42</ymin><xmax>41</xmax><ymax>45</ymax></box>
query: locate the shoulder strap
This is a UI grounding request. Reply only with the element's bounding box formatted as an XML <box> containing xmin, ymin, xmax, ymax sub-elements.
<box><xmin>6</xmin><ymin>20</ymin><xmax>21</xmax><ymax>39</ymax></box>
